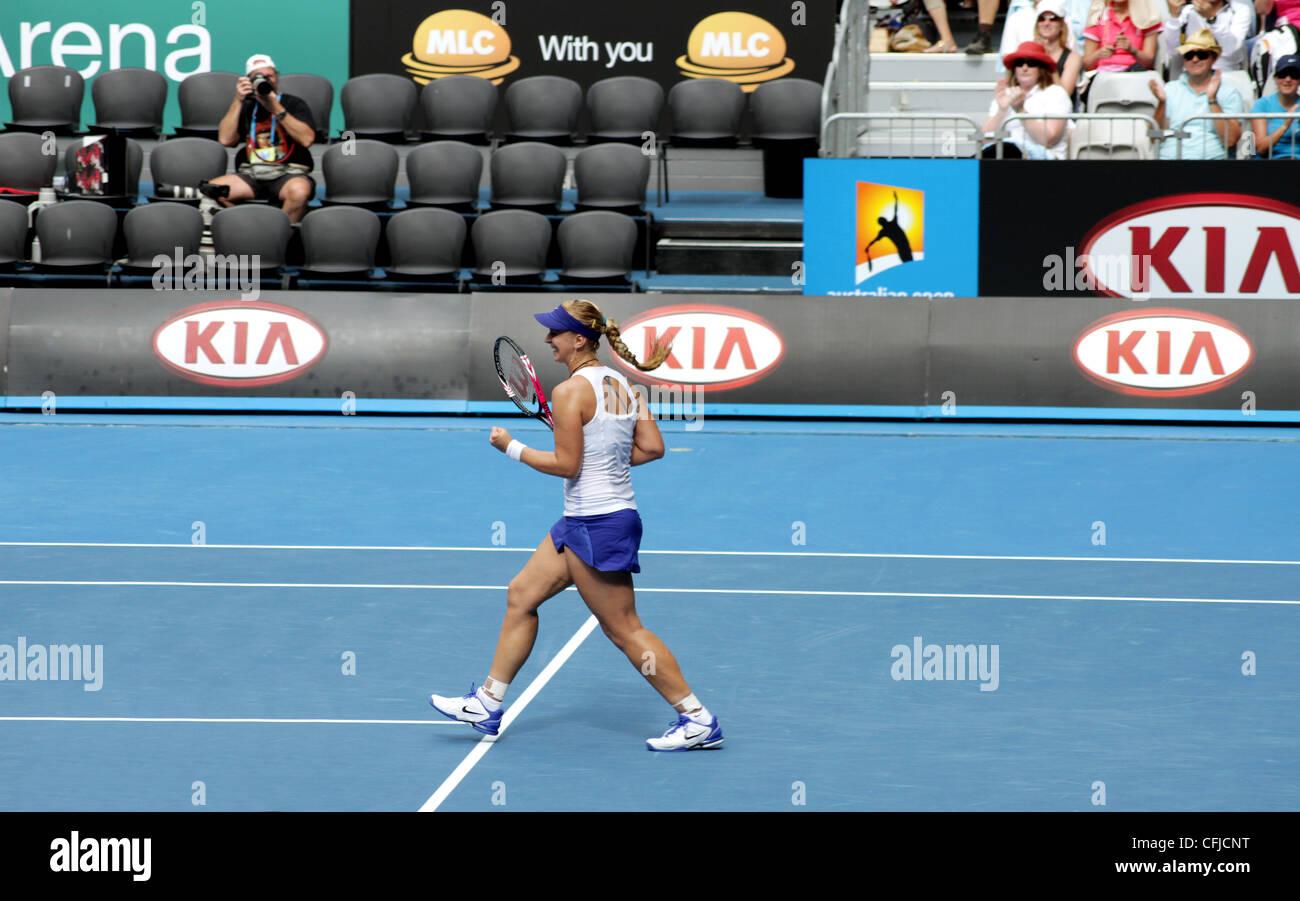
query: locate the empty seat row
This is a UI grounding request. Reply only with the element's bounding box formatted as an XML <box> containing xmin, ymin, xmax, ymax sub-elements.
<box><xmin>6</xmin><ymin>66</ymin><xmax>821</xmax><ymax>147</ymax></box>
<box><xmin>0</xmin><ymin>132</ymin><xmax>651</xmax><ymax>213</ymax></box>
<box><xmin>4</xmin><ymin>66</ymin><xmax>332</xmax><ymax>141</ymax></box>
<box><xmin>0</xmin><ymin>199</ymin><xmax>639</xmax><ymax>285</ymax></box>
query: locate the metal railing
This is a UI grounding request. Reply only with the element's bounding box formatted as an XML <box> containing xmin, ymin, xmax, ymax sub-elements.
<box><xmin>821</xmin><ymin>0</ymin><xmax>872</xmax><ymax>158</ymax></box>
<box><xmin>821</xmin><ymin>112</ymin><xmax>985</xmax><ymax>157</ymax></box>
<box><xmin>1171</xmin><ymin>112</ymin><xmax>1300</xmax><ymax>159</ymax></box>
<box><xmin>993</xmin><ymin>113</ymin><xmax>1162</xmax><ymax>159</ymax></box>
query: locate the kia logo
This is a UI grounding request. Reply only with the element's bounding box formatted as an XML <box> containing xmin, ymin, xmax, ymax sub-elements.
<box><xmin>1073</xmin><ymin>308</ymin><xmax>1253</xmax><ymax>397</ymax></box>
<box><xmin>153</xmin><ymin>301</ymin><xmax>329</xmax><ymax>387</ymax></box>
<box><xmin>1080</xmin><ymin>193</ymin><xmax>1300</xmax><ymax>299</ymax></box>
<box><xmin>610</xmin><ymin>304</ymin><xmax>784</xmax><ymax>391</ymax></box>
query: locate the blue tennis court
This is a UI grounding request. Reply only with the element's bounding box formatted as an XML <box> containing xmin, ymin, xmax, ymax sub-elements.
<box><xmin>0</xmin><ymin>413</ymin><xmax>1295</xmax><ymax>811</ymax></box>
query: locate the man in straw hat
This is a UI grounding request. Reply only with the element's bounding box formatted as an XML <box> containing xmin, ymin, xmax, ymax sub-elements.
<box><xmin>1149</xmin><ymin>29</ymin><xmax>1244</xmax><ymax>158</ymax></box>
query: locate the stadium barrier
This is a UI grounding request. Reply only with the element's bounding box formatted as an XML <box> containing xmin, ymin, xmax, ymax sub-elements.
<box><xmin>2</xmin><ymin>288</ymin><xmax>1297</xmax><ymax>422</ymax></box>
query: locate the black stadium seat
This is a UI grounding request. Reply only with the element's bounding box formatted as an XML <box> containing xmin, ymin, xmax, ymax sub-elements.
<box><xmin>7</xmin><ymin>66</ymin><xmax>84</xmax><ymax>135</ymax></box>
<box><xmin>574</xmin><ymin>142</ymin><xmax>649</xmax><ymax>213</ymax></box>
<box><xmin>0</xmin><ymin>199</ymin><xmax>29</xmax><ymax>267</ymax></box>
<box><xmin>34</xmin><ymin>200</ymin><xmax>118</xmax><ymax>271</ymax></box>
<box><xmin>586</xmin><ymin>76</ymin><xmax>664</xmax><ymax>145</ymax></box>
<box><xmin>90</xmin><ymin>68</ymin><xmax>168</xmax><ymax>138</ymax></box>
<box><xmin>146</xmin><ymin>137</ymin><xmax>228</xmax><ymax>202</ymax></box>
<box><xmin>174</xmin><ymin>71</ymin><xmax>239</xmax><ymax>139</ymax></box>
<box><xmin>299</xmin><ymin>206</ymin><xmax>381</xmax><ymax>279</ymax></box>
<box><xmin>749</xmin><ymin>78</ymin><xmax>823</xmax><ymax>198</ymax></box>
<box><xmin>471</xmin><ymin>209</ymin><xmax>552</xmax><ymax>284</ymax></box>
<box><xmin>0</xmin><ymin>132</ymin><xmax>58</xmax><ymax>204</ymax></box>
<box><xmin>321</xmin><ymin>140</ymin><xmax>398</xmax><ymax>210</ymax></box>
<box><xmin>504</xmin><ymin>75</ymin><xmax>583</xmax><ymax>145</ymax></box>
<box><xmin>384</xmin><ymin>207</ymin><xmax>467</xmax><ymax>281</ymax></box>
<box><xmin>749</xmin><ymin>78</ymin><xmax>822</xmax><ymax>144</ymax></box>
<box><xmin>667</xmin><ymin>78</ymin><xmax>745</xmax><ymax>147</ymax></box>
<box><xmin>419</xmin><ymin>75</ymin><xmax>497</xmax><ymax>144</ymax></box>
<box><xmin>405</xmin><ymin>141</ymin><xmax>483</xmax><ymax>211</ymax></box>
<box><xmin>489</xmin><ymin>142</ymin><xmax>566</xmax><ymax>212</ymax></box>
<box><xmin>341</xmin><ymin>74</ymin><xmax>416</xmax><ymax>143</ymax></box>
<box><xmin>210</xmin><ymin>204</ymin><xmax>291</xmax><ymax>276</ymax></box>
<box><xmin>558</xmin><ymin>210</ymin><xmax>637</xmax><ymax>286</ymax></box>
<box><xmin>122</xmin><ymin>203</ymin><xmax>203</xmax><ymax>272</ymax></box>
<box><xmin>278</xmin><ymin>73</ymin><xmax>334</xmax><ymax>143</ymax></box>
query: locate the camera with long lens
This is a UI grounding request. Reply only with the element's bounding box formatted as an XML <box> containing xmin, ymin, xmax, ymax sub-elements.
<box><xmin>250</xmin><ymin>74</ymin><xmax>274</xmax><ymax>97</ymax></box>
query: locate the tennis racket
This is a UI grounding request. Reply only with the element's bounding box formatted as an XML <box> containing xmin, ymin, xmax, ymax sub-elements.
<box><xmin>494</xmin><ymin>335</ymin><xmax>554</xmax><ymax>429</ymax></box>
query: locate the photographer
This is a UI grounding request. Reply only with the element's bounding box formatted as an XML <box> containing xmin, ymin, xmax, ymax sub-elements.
<box><xmin>205</xmin><ymin>54</ymin><xmax>317</xmax><ymax>222</ymax></box>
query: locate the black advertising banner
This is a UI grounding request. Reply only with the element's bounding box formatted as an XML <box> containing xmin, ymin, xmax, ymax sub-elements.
<box><xmin>5</xmin><ymin>289</ymin><xmax>1300</xmax><ymax>418</ymax></box>
<box><xmin>979</xmin><ymin>161</ymin><xmax>1300</xmax><ymax>299</ymax></box>
<box><xmin>4</xmin><ymin>290</ymin><xmax>470</xmax><ymax>400</ymax></box>
<box><xmin>348</xmin><ymin>2</ymin><xmax>835</xmax><ymax>107</ymax></box>
<box><xmin>466</xmin><ymin>292</ymin><xmax>930</xmax><ymax>405</ymax></box>
<box><xmin>927</xmin><ymin>297</ymin><xmax>1300</xmax><ymax>411</ymax></box>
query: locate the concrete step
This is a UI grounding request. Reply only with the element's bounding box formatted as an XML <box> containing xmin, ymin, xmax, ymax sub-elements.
<box><xmin>867</xmin><ymin>80</ymin><xmax>996</xmax><ymax>117</ymax></box>
<box><xmin>868</xmin><ymin>52</ymin><xmax>1005</xmax><ymax>83</ymax></box>
<box><xmin>654</xmin><ymin>237</ymin><xmax>802</xmax><ymax>276</ymax></box>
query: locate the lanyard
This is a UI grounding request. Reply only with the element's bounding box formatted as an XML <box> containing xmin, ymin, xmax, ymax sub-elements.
<box><xmin>249</xmin><ymin>101</ymin><xmax>278</xmax><ymax>161</ymax></box>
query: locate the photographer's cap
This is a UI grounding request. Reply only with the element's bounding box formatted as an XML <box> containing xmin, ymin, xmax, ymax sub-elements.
<box><xmin>245</xmin><ymin>53</ymin><xmax>277</xmax><ymax>75</ymax></box>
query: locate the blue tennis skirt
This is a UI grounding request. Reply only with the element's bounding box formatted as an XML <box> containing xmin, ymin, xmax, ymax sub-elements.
<box><xmin>550</xmin><ymin>508</ymin><xmax>642</xmax><ymax>573</ymax></box>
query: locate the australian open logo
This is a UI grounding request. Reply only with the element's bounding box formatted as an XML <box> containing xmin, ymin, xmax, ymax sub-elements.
<box><xmin>856</xmin><ymin>182</ymin><xmax>924</xmax><ymax>284</ymax></box>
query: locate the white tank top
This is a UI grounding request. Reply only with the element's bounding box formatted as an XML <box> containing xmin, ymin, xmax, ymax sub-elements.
<box><xmin>563</xmin><ymin>365</ymin><xmax>638</xmax><ymax>517</ymax></box>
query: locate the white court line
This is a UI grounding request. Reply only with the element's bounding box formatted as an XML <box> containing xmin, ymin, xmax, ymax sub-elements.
<box><xmin>418</xmin><ymin>615</ymin><xmax>599</xmax><ymax>812</ymax></box>
<box><xmin>0</xmin><ymin>716</ymin><xmax>454</xmax><ymax>725</ymax></box>
<box><xmin>0</xmin><ymin>579</ymin><xmax>1294</xmax><ymax>605</ymax></box>
<box><xmin>0</xmin><ymin>541</ymin><xmax>1296</xmax><ymax>566</ymax></box>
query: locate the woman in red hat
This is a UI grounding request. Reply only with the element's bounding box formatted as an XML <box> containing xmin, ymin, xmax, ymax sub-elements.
<box><xmin>983</xmin><ymin>41</ymin><xmax>1074</xmax><ymax>158</ymax></box>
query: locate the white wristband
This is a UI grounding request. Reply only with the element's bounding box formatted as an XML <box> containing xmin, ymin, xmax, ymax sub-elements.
<box><xmin>506</xmin><ymin>439</ymin><xmax>527</xmax><ymax>462</ymax></box>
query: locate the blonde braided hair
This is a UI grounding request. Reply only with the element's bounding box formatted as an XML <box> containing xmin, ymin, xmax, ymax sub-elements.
<box><xmin>562</xmin><ymin>299</ymin><xmax>672</xmax><ymax>372</ymax></box>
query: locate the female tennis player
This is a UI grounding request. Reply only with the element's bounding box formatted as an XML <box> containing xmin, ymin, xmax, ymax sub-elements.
<box><xmin>430</xmin><ymin>299</ymin><xmax>723</xmax><ymax>751</ymax></box>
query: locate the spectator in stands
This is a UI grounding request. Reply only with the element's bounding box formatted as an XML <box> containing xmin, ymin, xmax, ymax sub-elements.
<box><xmin>1251</xmin><ymin>53</ymin><xmax>1300</xmax><ymax>158</ymax></box>
<box><xmin>966</xmin><ymin>0</ymin><xmax>1002</xmax><ymax>54</ymax></box>
<box><xmin>205</xmin><ymin>53</ymin><xmax>317</xmax><ymax>223</ymax></box>
<box><xmin>1004</xmin><ymin>0</ymin><xmax>1094</xmax><ymax>53</ymax></box>
<box><xmin>1003</xmin><ymin>1</ymin><xmax>1083</xmax><ymax>104</ymax></box>
<box><xmin>1161</xmin><ymin>0</ymin><xmax>1250</xmax><ymax>71</ymax></box>
<box><xmin>1255</xmin><ymin>0</ymin><xmax>1300</xmax><ymax>25</ymax></box>
<box><xmin>1083</xmin><ymin>0</ymin><xmax>1162</xmax><ymax>71</ymax></box>
<box><xmin>983</xmin><ymin>41</ymin><xmax>1074</xmax><ymax>157</ymax></box>
<box><xmin>1036</xmin><ymin>0</ymin><xmax>1084</xmax><ymax>101</ymax></box>
<box><xmin>921</xmin><ymin>0</ymin><xmax>961</xmax><ymax>52</ymax></box>
<box><xmin>1149</xmin><ymin>29</ymin><xmax>1244</xmax><ymax>157</ymax></box>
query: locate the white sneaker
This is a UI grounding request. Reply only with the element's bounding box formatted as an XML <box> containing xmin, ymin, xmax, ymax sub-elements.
<box><xmin>429</xmin><ymin>684</ymin><xmax>503</xmax><ymax>735</ymax></box>
<box><xmin>646</xmin><ymin>713</ymin><xmax>724</xmax><ymax>751</ymax></box>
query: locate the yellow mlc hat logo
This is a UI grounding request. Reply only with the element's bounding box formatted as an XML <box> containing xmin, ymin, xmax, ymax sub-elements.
<box><xmin>677</xmin><ymin>11</ymin><xmax>795</xmax><ymax>90</ymax></box>
<box><xmin>402</xmin><ymin>9</ymin><xmax>521</xmax><ymax>84</ymax></box>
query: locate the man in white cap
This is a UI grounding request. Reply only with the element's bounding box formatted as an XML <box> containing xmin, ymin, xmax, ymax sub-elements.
<box><xmin>205</xmin><ymin>53</ymin><xmax>318</xmax><ymax>222</ymax></box>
